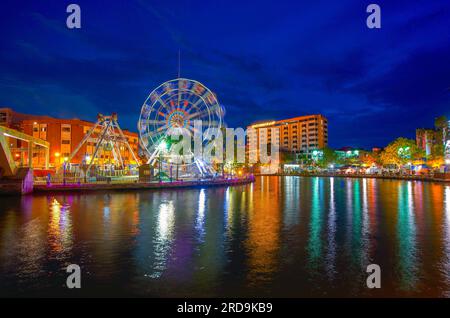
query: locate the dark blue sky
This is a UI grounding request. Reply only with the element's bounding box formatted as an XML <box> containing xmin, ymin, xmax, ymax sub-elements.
<box><xmin>1</xmin><ymin>0</ymin><xmax>449</xmax><ymax>148</ymax></box>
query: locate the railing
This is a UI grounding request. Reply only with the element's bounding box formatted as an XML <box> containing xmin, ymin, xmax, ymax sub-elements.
<box><xmin>265</xmin><ymin>171</ymin><xmax>445</xmax><ymax>181</ymax></box>
<box><xmin>34</xmin><ymin>174</ymin><xmax>139</xmax><ymax>185</ymax></box>
<box><xmin>32</xmin><ymin>174</ymin><xmax>255</xmax><ymax>192</ymax></box>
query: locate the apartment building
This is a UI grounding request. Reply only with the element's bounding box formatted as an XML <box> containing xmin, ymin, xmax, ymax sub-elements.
<box><xmin>247</xmin><ymin>114</ymin><xmax>328</xmax><ymax>160</ymax></box>
<box><xmin>416</xmin><ymin>128</ymin><xmax>437</xmax><ymax>156</ymax></box>
<box><xmin>0</xmin><ymin>107</ymin><xmax>139</xmax><ymax>168</ymax></box>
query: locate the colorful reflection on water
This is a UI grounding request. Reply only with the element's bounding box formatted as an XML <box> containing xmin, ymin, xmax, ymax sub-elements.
<box><xmin>0</xmin><ymin>176</ymin><xmax>449</xmax><ymax>297</ymax></box>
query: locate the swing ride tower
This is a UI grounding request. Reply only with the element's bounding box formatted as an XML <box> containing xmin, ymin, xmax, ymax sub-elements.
<box><xmin>64</xmin><ymin>113</ymin><xmax>140</xmax><ymax>178</ymax></box>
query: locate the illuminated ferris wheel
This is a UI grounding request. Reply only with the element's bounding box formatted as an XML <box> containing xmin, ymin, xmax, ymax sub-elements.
<box><xmin>138</xmin><ymin>78</ymin><xmax>224</xmax><ymax>175</ymax></box>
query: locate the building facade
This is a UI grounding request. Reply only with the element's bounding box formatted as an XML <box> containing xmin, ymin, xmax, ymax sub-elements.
<box><xmin>416</xmin><ymin>128</ymin><xmax>437</xmax><ymax>156</ymax></box>
<box><xmin>0</xmin><ymin>108</ymin><xmax>139</xmax><ymax>168</ymax></box>
<box><xmin>247</xmin><ymin>114</ymin><xmax>328</xmax><ymax>160</ymax></box>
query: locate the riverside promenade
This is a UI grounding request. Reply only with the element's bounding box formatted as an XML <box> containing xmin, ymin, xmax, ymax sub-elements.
<box><xmin>257</xmin><ymin>172</ymin><xmax>450</xmax><ymax>183</ymax></box>
<box><xmin>33</xmin><ymin>175</ymin><xmax>255</xmax><ymax>193</ymax></box>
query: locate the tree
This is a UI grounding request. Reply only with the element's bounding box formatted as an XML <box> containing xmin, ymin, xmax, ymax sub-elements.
<box><xmin>317</xmin><ymin>147</ymin><xmax>338</xmax><ymax>168</ymax></box>
<box><xmin>434</xmin><ymin>115</ymin><xmax>448</xmax><ymax>131</ymax></box>
<box><xmin>279</xmin><ymin>150</ymin><xmax>297</xmax><ymax>163</ymax></box>
<box><xmin>360</xmin><ymin>150</ymin><xmax>380</xmax><ymax>166</ymax></box>
<box><xmin>380</xmin><ymin>137</ymin><xmax>424</xmax><ymax>167</ymax></box>
<box><xmin>433</xmin><ymin>115</ymin><xmax>447</xmax><ymax>156</ymax></box>
<box><xmin>297</xmin><ymin>153</ymin><xmax>312</xmax><ymax>166</ymax></box>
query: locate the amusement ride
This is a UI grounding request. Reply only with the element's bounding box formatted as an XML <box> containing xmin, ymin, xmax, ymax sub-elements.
<box><xmin>138</xmin><ymin>78</ymin><xmax>225</xmax><ymax>179</ymax></box>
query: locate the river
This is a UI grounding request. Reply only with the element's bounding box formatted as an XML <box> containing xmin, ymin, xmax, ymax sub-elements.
<box><xmin>0</xmin><ymin>176</ymin><xmax>449</xmax><ymax>297</ymax></box>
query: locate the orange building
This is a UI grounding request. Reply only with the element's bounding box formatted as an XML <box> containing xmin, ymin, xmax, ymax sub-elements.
<box><xmin>247</xmin><ymin>114</ymin><xmax>328</xmax><ymax>158</ymax></box>
<box><xmin>0</xmin><ymin>108</ymin><xmax>139</xmax><ymax>168</ymax></box>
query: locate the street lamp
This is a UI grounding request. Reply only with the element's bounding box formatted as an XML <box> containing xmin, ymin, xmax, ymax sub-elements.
<box><xmin>62</xmin><ymin>157</ymin><xmax>68</xmax><ymax>185</ymax></box>
<box><xmin>158</xmin><ymin>141</ymin><xmax>168</xmax><ymax>182</ymax></box>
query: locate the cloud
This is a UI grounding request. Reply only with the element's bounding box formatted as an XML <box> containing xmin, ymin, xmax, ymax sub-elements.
<box><xmin>1</xmin><ymin>0</ymin><xmax>449</xmax><ymax>149</ymax></box>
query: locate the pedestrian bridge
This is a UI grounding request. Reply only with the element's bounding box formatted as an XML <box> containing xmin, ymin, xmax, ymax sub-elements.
<box><xmin>0</xmin><ymin>125</ymin><xmax>49</xmax><ymax>177</ymax></box>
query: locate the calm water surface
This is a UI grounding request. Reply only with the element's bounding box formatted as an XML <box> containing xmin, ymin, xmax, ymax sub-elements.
<box><xmin>0</xmin><ymin>176</ymin><xmax>449</xmax><ymax>297</ymax></box>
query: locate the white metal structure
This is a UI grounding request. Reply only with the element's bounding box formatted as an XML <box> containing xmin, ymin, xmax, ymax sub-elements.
<box><xmin>138</xmin><ymin>78</ymin><xmax>224</xmax><ymax>176</ymax></box>
<box><xmin>66</xmin><ymin>113</ymin><xmax>140</xmax><ymax>176</ymax></box>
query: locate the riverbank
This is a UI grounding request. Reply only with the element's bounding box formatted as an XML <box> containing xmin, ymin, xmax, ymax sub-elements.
<box><xmin>33</xmin><ymin>175</ymin><xmax>255</xmax><ymax>193</ymax></box>
<box><xmin>256</xmin><ymin>173</ymin><xmax>450</xmax><ymax>183</ymax></box>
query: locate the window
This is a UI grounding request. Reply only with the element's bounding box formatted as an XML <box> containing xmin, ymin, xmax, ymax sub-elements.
<box><xmin>62</xmin><ymin>140</ymin><xmax>70</xmax><ymax>144</ymax></box>
<box><xmin>62</xmin><ymin>127</ymin><xmax>71</xmax><ymax>132</ymax></box>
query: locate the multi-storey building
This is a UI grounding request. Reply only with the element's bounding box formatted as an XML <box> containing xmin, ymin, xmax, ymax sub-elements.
<box><xmin>0</xmin><ymin>107</ymin><xmax>139</xmax><ymax>168</ymax></box>
<box><xmin>416</xmin><ymin>128</ymin><xmax>437</xmax><ymax>156</ymax></box>
<box><xmin>247</xmin><ymin>114</ymin><xmax>328</xmax><ymax>160</ymax></box>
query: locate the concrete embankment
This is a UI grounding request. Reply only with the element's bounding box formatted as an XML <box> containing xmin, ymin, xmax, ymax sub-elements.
<box><xmin>0</xmin><ymin>168</ymin><xmax>34</xmax><ymax>195</ymax></box>
<box><xmin>33</xmin><ymin>176</ymin><xmax>255</xmax><ymax>193</ymax></box>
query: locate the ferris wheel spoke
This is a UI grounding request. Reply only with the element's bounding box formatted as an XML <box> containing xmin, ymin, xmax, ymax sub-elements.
<box><xmin>180</xmin><ymin>99</ymin><xmax>189</xmax><ymax>111</ymax></box>
<box><xmin>157</xmin><ymin>96</ymin><xmax>174</xmax><ymax>113</ymax></box>
<box><xmin>187</xmin><ymin>109</ymin><xmax>211</xmax><ymax>120</ymax></box>
<box><xmin>144</xmin><ymin>129</ymin><xmax>164</xmax><ymax>139</ymax></box>
<box><xmin>140</xmin><ymin>119</ymin><xmax>166</xmax><ymax>126</ymax></box>
<box><xmin>184</xmin><ymin>98</ymin><xmax>203</xmax><ymax>114</ymax></box>
<box><xmin>157</xmin><ymin>124</ymin><xmax>168</xmax><ymax>132</ymax></box>
<box><xmin>158</xmin><ymin>111</ymin><xmax>168</xmax><ymax>119</ymax></box>
<box><xmin>177</xmin><ymin>89</ymin><xmax>182</xmax><ymax>107</ymax></box>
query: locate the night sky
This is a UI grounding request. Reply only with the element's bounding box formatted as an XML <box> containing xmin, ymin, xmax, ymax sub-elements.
<box><xmin>1</xmin><ymin>0</ymin><xmax>449</xmax><ymax>149</ymax></box>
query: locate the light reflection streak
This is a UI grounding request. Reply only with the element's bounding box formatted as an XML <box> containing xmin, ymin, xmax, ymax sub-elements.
<box><xmin>195</xmin><ymin>189</ymin><xmax>206</xmax><ymax>242</ymax></box>
<box><xmin>246</xmin><ymin>176</ymin><xmax>280</xmax><ymax>287</ymax></box>
<box><xmin>345</xmin><ymin>179</ymin><xmax>353</xmax><ymax>251</ymax></box>
<box><xmin>326</xmin><ymin>177</ymin><xmax>336</xmax><ymax>279</ymax></box>
<box><xmin>283</xmin><ymin>176</ymin><xmax>300</xmax><ymax>227</ymax></box>
<box><xmin>224</xmin><ymin>187</ymin><xmax>233</xmax><ymax>233</ymax></box>
<box><xmin>443</xmin><ymin>186</ymin><xmax>450</xmax><ymax>296</ymax></box>
<box><xmin>48</xmin><ymin>198</ymin><xmax>73</xmax><ymax>255</ymax></box>
<box><xmin>396</xmin><ymin>182</ymin><xmax>418</xmax><ymax>291</ymax></box>
<box><xmin>368</xmin><ymin>178</ymin><xmax>377</xmax><ymax>239</ymax></box>
<box><xmin>361</xmin><ymin>178</ymin><xmax>369</xmax><ymax>267</ymax></box>
<box><xmin>149</xmin><ymin>200</ymin><xmax>175</xmax><ymax>278</ymax></box>
<box><xmin>351</xmin><ymin>179</ymin><xmax>362</xmax><ymax>267</ymax></box>
<box><xmin>307</xmin><ymin>177</ymin><xmax>322</xmax><ymax>267</ymax></box>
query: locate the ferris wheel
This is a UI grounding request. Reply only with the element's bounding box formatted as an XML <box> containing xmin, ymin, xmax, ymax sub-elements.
<box><xmin>138</xmin><ymin>78</ymin><xmax>224</xmax><ymax>175</ymax></box>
